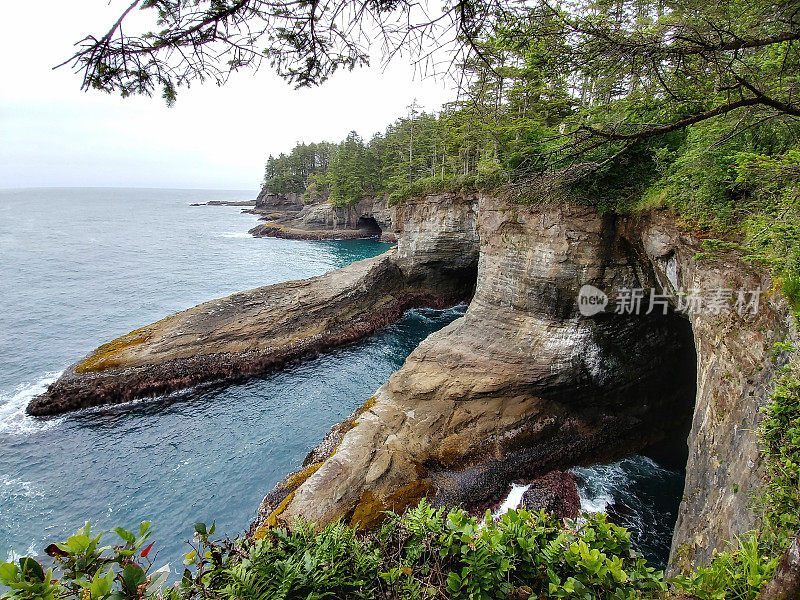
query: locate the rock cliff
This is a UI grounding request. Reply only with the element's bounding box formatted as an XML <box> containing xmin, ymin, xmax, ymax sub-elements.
<box><xmin>252</xmin><ymin>194</ymin><xmax>796</xmax><ymax>571</ymax></box>
<box><xmin>250</xmin><ymin>192</ymin><xmax>397</xmax><ymax>241</ymax></box>
<box><xmin>633</xmin><ymin>215</ymin><xmax>796</xmax><ymax>572</ymax></box>
<box><xmin>27</xmin><ymin>195</ymin><xmax>477</xmax><ymax>416</ymax></box>
<box><xmin>32</xmin><ymin>191</ymin><xmax>796</xmax><ymax>572</ymax></box>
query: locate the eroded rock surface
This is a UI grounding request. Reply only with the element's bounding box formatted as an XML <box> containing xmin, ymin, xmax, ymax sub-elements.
<box><xmin>28</xmin><ymin>195</ymin><xmax>479</xmax><ymax>416</ymax></box>
<box><xmin>632</xmin><ymin>214</ymin><xmax>797</xmax><ymax>572</ymax></box>
<box><xmin>253</xmin><ymin>194</ymin><xmax>795</xmax><ymax>573</ymax></box>
<box><xmin>249</xmin><ymin>194</ymin><xmax>397</xmax><ymax>242</ymax></box>
<box><xmin>254</xmin><ymin>197</ymin><xmax>698</xmax><ymax>536</ymax></box>
<box><xmin>31</xmin><ymin>188</ymin><xmax>796</xmax><ymax>573</ymax></box>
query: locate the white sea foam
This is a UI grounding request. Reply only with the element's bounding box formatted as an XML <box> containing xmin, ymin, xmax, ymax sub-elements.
<box><xmin>219</xmin><ymin>231</ymin><xmax>252</xmax><ymax>239</ymax></box>
<box><xmin>571</xmin><ymin>461</ymin><xmax>628</xmax><ymax>514</ymax></box>
<box><xmin>6</xmin><ymin>542</ymin><xmax>38</xmax><ymax>562</ymax></box>
<box><xmin>0</xmin><ymin>373</ymin><xmax>64</xmax><ymax>435</ymax></box>
<box><xmin>492</xmin><ymin>483</ymin><xmax>532</xmax><ymax>519</ymax></box>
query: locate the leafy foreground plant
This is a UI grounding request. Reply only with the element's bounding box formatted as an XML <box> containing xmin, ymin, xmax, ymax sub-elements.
<box><xmin>0</xmin><ymin>521</ymin><xmax>174</xmax><ymax>600</ymax></box>
<box><xmin>6</xmin><ymin>364</ymin><xmax>799</xmax><ymax>600</ymax></box>
<box><xmin>179</xmin><ymin>503</ymin><xmax>666</xmax><ymax>600</ymax></box>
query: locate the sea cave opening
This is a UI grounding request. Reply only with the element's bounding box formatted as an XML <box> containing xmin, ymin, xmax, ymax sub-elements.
<box><xmin>569</xmin><ymin>308</ymin><xmax>698</xmax><ymax>569</ymax></box>
<box><xmin>487</xmin><ymin>307</ymin><xmax>699</xmax><ymax>570</ymax></box>
<box><xmin>356</xmin><ymin>215</ymin><xmax>382</xmax><ymax>237</ymax></box>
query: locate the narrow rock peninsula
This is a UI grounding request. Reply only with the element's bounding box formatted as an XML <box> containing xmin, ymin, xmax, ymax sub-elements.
<box><xmin>27</xmin><ymin>194</ymin><xmax>479</xmax><ymax>415</ymax></box>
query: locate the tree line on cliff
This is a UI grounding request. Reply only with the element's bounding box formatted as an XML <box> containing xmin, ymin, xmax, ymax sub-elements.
<box><xmin>253</xmin><ymin>0</ymin><xmax>800</xmax><ymax>313</ymax></box>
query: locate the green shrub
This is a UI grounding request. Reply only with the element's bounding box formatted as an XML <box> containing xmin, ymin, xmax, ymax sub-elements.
<box><xmin>177</xmin><ymin>502</ymin><xmax>665</xmax><ymax>600</ymax></box>
<box><xmin>671</xmin><ymin>535</ymin><xmax>779</xmax><ymax>600</ymax></box>
<box><xmin>759</xmin><ymin>364</ymin><xmax>800</xmax><ymax>546</ymax></box>
<box><xmin>0</xmin><ymin>521</ymin><xmax>173</xmax><ymax>600</ymax></box>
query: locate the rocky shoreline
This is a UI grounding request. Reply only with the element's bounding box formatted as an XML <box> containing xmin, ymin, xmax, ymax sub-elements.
<box><xmin>248</xmin><ymin>220</ymin><xmax>397</xmax><ymax>243</ymax></box>
<box><xmin>31</xmin><ymin>191</ymin><xmax>798</xmax><ymax>575</ymax></box>
<box><xmin>28</xmin><ymin>251</ymin><xmax>473</xmax><ymax>416</ymax></box>
<box><xmin>189</xmin><ymin>199</ymin><xmax>256</xmax><ymax>207</ymax></box>
<box><xmin>244</xmin><ymin>190</ymin><xmax>399</xmax><ymax>242</ymax></box>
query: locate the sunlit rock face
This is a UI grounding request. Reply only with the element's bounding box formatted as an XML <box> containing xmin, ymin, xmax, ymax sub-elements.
<box><xmin>27</xmin><ymin>196</ymin><xmax>480</xmax><ymax>416</ymax></box>
<box><xmin>257</xmin><ymin>194</ymin><xmax>796</xmax><ymax>572</ymax></box>
<box><xmin>261</xmin><ymin>196</ymin><xmax>697</xmax><ymax>536</ymax></box>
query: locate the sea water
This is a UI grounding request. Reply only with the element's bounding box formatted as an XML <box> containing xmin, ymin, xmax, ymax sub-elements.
<box><xmin>0</xmin><ymin>187</ymin><xmax>683</xmax><ymax>574</ymax></box>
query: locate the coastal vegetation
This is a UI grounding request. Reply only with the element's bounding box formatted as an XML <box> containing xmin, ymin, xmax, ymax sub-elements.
<box><xmin>23</xmin><ymin>0</ymin><xmax>799</xmax><ymax>598</ymax></box>
<box><xmin>3</xmin><ymin>361</ymin><xmax>798</xmax><ymax>599</ymax></box>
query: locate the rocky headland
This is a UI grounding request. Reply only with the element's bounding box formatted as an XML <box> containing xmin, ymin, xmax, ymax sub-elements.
<box><xmin>30</xmin><ymin>191</ymin><xmax>797</xmax><ymax>574</ymax></box>
<box><xmin>247</xmin><ymin>190</ymin><xmax>398</xmax><ymax>242</ymax></box>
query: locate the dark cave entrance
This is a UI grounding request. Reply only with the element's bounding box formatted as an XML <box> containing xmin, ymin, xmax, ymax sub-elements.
<box><xmin>447</xmin><ymin>307</ymin><xmax>699</xmax><ymax>570</ymax></box>
<box><xmin>356</xmin><ymin>216</ymin><xmax>382</xmax><ymax>237</ymax></box>
<box><xmin>574</xmin><ymin>309</ymin><xmax>698</xmax><ymax>569</ymax></box>
<box><xmin>640</xmin><ymin>310</ymin><xmax>697</xmax><ymax>470</ymax></box>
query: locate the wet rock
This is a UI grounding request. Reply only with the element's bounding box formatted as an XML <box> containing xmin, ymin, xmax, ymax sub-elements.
<box><xmin>521</xmin><ymin>471</ymin><xmax>580</xmax><ymax>520</ymax></box>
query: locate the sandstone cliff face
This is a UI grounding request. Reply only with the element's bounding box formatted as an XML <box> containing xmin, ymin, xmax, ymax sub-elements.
<box><xmin>254</xmin><ymin>194</ymin><xmax>796</xmax><ymax>572</ymax></box>
<box><xmin>632</xmin><ymin>215</ymin><xmax>797</xmax><ymax>572</ymax></box>
<box><xmin>255</xmin><ymin>196</ymin><xmax>695</xmax><ymax>531</ymax></box>
<box><xmin>251</xmin><ymin>193</ymin><xmax>398</xmax><ymax>241</ymax></box>
<box><xmin>394</xmin><ymin>194</ymin><xmax>479</xmax><ymax>294</ymax></box>
<box><xmin>296</xmin><ymin>196</ymin><xmax>395</xmax><ymax>234</ymax></box>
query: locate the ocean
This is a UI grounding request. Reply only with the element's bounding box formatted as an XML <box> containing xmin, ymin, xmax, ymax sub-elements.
<box><xmin>0</xmin><ymin>188</ymin><xmax>683</xmax><ymax>574</ymax></box>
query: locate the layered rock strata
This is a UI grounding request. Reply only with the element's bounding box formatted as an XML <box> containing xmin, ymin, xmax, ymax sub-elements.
<box><xmin>253</xmin><ymin>195</ymin><xmax>795</xmax><ymax>572</ymax></box>
<box><xmin>250</xmin><ymin>193</ymin><xmax>397</xmax><ymax>241</ymax></box>
<box><xmin>253</xmin><ymin>198</ymin><xmax>698</xmax><ymax>537</ymax></box>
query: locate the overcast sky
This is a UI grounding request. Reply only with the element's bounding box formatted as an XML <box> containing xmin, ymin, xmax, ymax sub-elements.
<box><xmin>0</xmin><ymin>1</ymin><xmax>455</xmax><ymax>190</ymax></box>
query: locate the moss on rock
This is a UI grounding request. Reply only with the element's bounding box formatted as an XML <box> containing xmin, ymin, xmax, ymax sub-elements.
<box><xmin>75</xmin><ymin>327</ymin><xmax>152</xmax><ymax>374</ymax></box>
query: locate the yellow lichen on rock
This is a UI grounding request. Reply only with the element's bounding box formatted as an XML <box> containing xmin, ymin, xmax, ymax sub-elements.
<box><xmin>253</xmin><ymin>491</ymin><xmax>296</xmax><ymax>539</ymax></box>
<box><xmin>349</xmin><ymin>480</ymin><xmax>434</xmax><ymax>530</ymax></box>
<box><xmin>339</xmin><ymin>396</ymin><xmax>377</xmax><ymax>437</ymax></box>
<box><xmin>283</xmin><ymin>462</ymin><xmax>324</xmax><ymax>490</ymax></box>
<box><xmin>75</xmin><ymin>327</ymin><xmax>152</xmax><ymax>373</ymax></box>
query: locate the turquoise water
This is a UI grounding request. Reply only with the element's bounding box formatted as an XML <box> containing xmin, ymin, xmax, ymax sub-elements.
<box><xmin>0</xmin><ymin>188</ymin><xmax>682</xmax><ymax>575</ymax></box>
<box><xmin>0</xmin><ymin>188</ymin><xmax>465</xmax><ymax>573</ymax></box>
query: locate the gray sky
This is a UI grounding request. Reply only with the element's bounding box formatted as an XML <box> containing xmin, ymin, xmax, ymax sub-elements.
<box><xmin>0</xmin><ymin>1</ymin><xmax>455</xmax><ymax>190</ymax></box>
